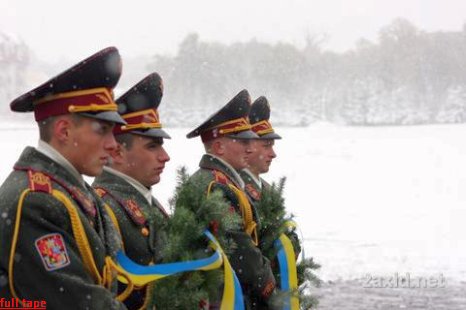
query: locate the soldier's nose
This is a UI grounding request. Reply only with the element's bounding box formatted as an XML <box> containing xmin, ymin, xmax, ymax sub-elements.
<box><xmin>105</xmin><ymin>133</ymin><xmax>118</xmax><ymax>152</ymax></box>
<box><xmin>159</xmin><ymin>147</ymin><xmax>170</xmax><ymax>162</ymax></box>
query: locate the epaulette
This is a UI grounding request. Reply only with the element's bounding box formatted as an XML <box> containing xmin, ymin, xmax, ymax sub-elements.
<box><xmin>212</xmin><ymin>170</ymin><xmax>231</xmax><ymax>185</ymax></box>
<box><xmin>245</xmin><ymin>183</ymin><xmax>261</xmax><ymax>201</ymax></box>
<box><xmin>27</xmin><ymin>170</ymin><xmax>52</xmax><ymax>193</ymax></box>
<box><xmin>71</xmin><ymin>186</ymin><xmax>96</xmax><ymax>218</ymax></box>
<box><xmin>94</xmin><ymin>185</ymin><xmax>147</xmax><ymax>227</ymax></box>
<box><xmin>123</xmin><ymin>199</ymin><xmax>147</xmax><ymax>226</ymax></box>
<box><xmin>261</xmin><ymin>279</ymin><xmax>276</xmax><ymax>298</ymax></box>
<box><xmin>22</xmin><ymin>168</ymin><xmax>96</xmax><ymax>218</ymax></box>
<box><xmin>94</xmin><ymin>187</ymin><xmax>107</xmax><ymax>198</ymax></box>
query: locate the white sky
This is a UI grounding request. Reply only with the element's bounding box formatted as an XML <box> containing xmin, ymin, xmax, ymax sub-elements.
<box><xmin>1</xmin><ymin>0</ymin><xmax>466</xmax><ymax>62</ymax></box>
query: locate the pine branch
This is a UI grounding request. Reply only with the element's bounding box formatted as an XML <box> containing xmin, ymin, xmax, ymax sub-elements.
<box><xmin>256</xmin><ymin>177</ymin><xmax>322</xmax><ymax>308</ymax></box>
<box><xmin>150</xmin><ymin>167</ymin><xmax>241</xmax><ymax>309</ymax></box>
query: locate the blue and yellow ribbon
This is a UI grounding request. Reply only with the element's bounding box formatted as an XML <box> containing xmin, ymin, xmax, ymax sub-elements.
<box><xmin>113</xmin><ymin>230</ymin><xmax>244</xmax><ymax>310</ymax></box>
<box><xmin>204</xmin><ymin>230</ymin><xmax>244</xmax><ymax>310</ymax></box>
<box><xmin>274</xmin><ymin>233</ymin><xmax>300</xmax><ymax>310</ymax></box>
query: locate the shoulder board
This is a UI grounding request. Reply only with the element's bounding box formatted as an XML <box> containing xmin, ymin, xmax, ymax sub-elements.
<box><xmin>18</xmin><ymin>168</ymin><xmax>96</xmax><ymax>218</ymax></box>
<box><xmin>71</xmin><ymin>186</ymin><xmax>96</xmax><ymax>218</ymax></box>
<box><xmin>124</xmin><ymin>199</ymin><xmax>147</xmax><ymax>226</ymax></box>
<box><xmin>245</xmin><ymin>183</ymin><xmax>261</xmax><ymax>201</ymax></box>
<box><xmin>95</xmin><ymin>186</ymin><xmax>147</xmax><ymax>226</ymax></box>
<box><xmin>93</xmin><ymin>187</ymin><xmax>107</xmax><ymax>198</ymax></box>
<box><xmin>212</xmin><ymin>170</ymin><xmax>231</xmax><ymax>185</ymax></box>
<box><xmin>27</xmin><ymin>170</ymin><xmax>52</xmax><ymax>193</ymax></box>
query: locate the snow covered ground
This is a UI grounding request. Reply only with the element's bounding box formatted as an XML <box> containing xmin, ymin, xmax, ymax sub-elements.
<box><xmin>2</xmin><ymin>121</ymin><xmax>466</xmax><ymax>284</ymax></box>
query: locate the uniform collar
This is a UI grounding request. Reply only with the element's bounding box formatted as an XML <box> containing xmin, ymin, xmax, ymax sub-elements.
<box><xmin>204</xmin><ymin>153</ymin><xmax>245</xmax><ymax>189</ymax></box>
<box><xmin>242</xmin><ymin>168</ymin><xmax>262</xmax><ymax>190</ymax></box>
<box><xmin>36</xmin><ymin>139</ymin><xmax>85</xmax><ymax>186</ymax></box>
<box><xmin>103</xmin><ymin>166</ymin><xmax>152</xmax><ymax>205</ymax></box>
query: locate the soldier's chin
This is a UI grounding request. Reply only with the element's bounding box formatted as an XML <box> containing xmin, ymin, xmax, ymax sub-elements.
<box><xmin>83</xmin><ymin>165</ymin><xmax>104</xmax><ymax>177</ymax></box>
<box><xmin>236</xmin><ymin>162</ymin><xmax>248</xmax><ymax>170</ymax></box>
<box><xmin>150</xmin><ymin>175</ymin><xmax>161</xmax><ymax>186</ymax></box>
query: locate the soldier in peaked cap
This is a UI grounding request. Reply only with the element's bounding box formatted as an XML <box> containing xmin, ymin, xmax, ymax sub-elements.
<box><xmin>93</xmin><ymin>72</ymin><xmax>171</xmax><ymax>309</ymax></box>
<box><xmin>0</xmin><ymin>47</ymin><xmax>128</xmax><ymax>309</ymax></box>
<box><xmin>240</xmin><ymin>96</ymin><xmax>281</xmax><ymax>202</ymax></box>
<box><xmin>240</xmin><ymin>96</ymin><xmax>302</xmax><ymax>296</ymax></box>
<box><xmin>187</xmin><ymin>90</ymin><xmax>277</xmax><ymax>309</ymax></box>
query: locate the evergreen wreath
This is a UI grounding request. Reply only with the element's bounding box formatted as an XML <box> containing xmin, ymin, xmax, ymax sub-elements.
<box><xmin>256</xmin><ymin>177</ymin><xmax>322</xmax><ymax>309</ymax></box>
<box><xmin>150</xmin><ymin>167</ymin><xmax>241</xmax><ymax>309</ymax></box>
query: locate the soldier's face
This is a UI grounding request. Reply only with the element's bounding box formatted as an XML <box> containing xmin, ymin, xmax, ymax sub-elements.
<box><xmin>67</xmin><ymin>117</ymin><xmax>117</xmax><ymax>176</ymax></box>
<box><xmin>247</xmin><ymin>139</ymin><xmax>277</xmax><ymax>175</ymax></box>
<box><xmin>221</xmin><ymin>138</ymin><xmax>252</xmax><ymax>170</ymax></box>
<box><xmin>119</xmin><ymin>135</ymin><xmax>170</xmax><ymax>187</ymax></box>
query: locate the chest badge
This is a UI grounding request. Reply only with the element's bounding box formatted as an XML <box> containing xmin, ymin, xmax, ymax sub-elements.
<box><xmin>35</xmin><ymin>233</ymin><xmax>70</xmax><ymax>271</ymax></box>
<box><xmin>245</xmin><ymin>183</ymin><xmax>261</xmax><ymax>201</ymax></box>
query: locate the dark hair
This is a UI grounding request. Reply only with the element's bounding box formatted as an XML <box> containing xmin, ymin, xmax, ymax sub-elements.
<box><xmin>115</xmin><ymin>133</ymin><xmax>135</xmax><ymax>150</ymax></box>
<box><xmin>37</xmin><ymin>114</ymin><xmax>83</xmax><ymax>142</ymax></box>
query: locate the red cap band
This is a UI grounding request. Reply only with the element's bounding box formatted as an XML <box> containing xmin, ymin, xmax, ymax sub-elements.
<box><xmin>251</xmin><ymin>120</ymin><xmax>274</xmax><ymax>136</ymax></box>
<box><xmin>113</xmin><ymin>108</ymin><xmax>161</xmax><ymax>135</ymax></box>
<box><xmin>200</xmin><ymin>117</ymin><xmax>251</xmax><ymax>142</ymax></box>
<box><xmin>34</xmin><ymin>88</ymin><xmax>116</xmax><ymax>122</ymax></box>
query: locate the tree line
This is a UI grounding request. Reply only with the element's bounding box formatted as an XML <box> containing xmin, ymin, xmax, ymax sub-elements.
<box><xmin>3</xmin><ymin>19</ymin><xmax>466</xmax><ymax>126</ymax></box>
<box><xmin>148</xmin><ymin>18</ymin><xmax>466</xmax><ymax>126</ymax></box>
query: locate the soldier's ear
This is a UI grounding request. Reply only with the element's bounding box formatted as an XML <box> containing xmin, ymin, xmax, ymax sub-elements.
<box><xmin>211</xmin><ymin>139</ymin><xmax>225</xmax><ymax>156</ymax></box>
<box><xmin>53</xmin><ymin>116</ymin><xmax>73</xmax><ymax>143</ymax></box>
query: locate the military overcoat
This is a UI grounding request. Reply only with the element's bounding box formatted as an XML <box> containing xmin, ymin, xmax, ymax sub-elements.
<box><xmin>0</xmin><ymin>147</ymin><xmax>125</xmax><ymax>309</ymax></box>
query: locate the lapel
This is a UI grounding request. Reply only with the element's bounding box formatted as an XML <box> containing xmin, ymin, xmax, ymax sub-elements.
<box><xmin>13</xmin><ymin>146</ymin><xmax>116</xmax><ymax>261</ymax></box>
<box><xmin>14</xmin><ymin>147</ymin><xmax>96</xmax><ymax>219</ymax></box>
<box><xmin>94</xmin><ymin>169</ymin><xmax>149</xmax><ymax>226</ymax></box>
<box><xmin>240</xmin><ymin>169</ymin><xmax>262</xmax><ymax>202</ymax></box>
<box><xmin>199</xmin><ymin>154</ymin><xmax>244</xmax><ymax>189</ymax></box>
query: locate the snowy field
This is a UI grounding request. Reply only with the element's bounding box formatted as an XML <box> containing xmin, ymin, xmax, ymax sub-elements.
<box><xmin>2</xmin><ymin>121</ymin><xmax>466</xmax><ymax>286</ymax></box>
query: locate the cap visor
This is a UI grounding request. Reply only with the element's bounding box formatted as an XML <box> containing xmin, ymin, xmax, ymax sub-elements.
<box><xmin>227</xmin><ymin>130</ymin><xmax>259</xmax><ymax>140</ymax></box>
<box><xmin>259</xmin><ymin>132</ymin><xmax>282</xmax><ymax>140</ymax></box>
<box><xmin>79</xmin><ymin>111</ymin><xmax>126</xmax><ymax>125</ymax></box>
<box><xmin>131</xmin><ymin>128</ymin><xmax>171</xmax><ymax>139</ymax></box>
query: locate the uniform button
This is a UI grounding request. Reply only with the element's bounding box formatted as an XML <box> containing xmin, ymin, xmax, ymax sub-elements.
<box><xmin>141</xmin><ymin>227</ymin><xmax>149</xmax><ymax>236</ymax></box>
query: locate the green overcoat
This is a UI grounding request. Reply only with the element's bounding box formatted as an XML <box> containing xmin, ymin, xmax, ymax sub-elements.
<box><xmin>190</xmin><ymin>154</ymin><xmax>277</xmax><ymax>309</ymax></box>
<box><xmin>93</xmin><ymin>169</ymin><xmax>168</xmax><ymax>309</ymax></box>
<box><xmin>0</xmin><ymin>147</ymin><xmax>125</xmax><ymax>309</ymax></box>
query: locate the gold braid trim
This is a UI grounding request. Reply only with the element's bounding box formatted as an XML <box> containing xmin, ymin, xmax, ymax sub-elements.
<box><xmin>138</xmin><ymin>282</ymin><xmax>155</xmax><ymax>310</ymax></box>
<box><xmin>52</xmin><ymin>190</ymin><xmax>134</xmax><ymax>301</ymax></box>
<box><xmin>8</xmin><ymin>187</ymin><xmax>134</xmax><ymax>303</ymax></box>
<box><xmin>8</xmin><ymin>189</ymin><xmax>113</xmax><ymax>300</ymax></box>
<box><xmin>51</xmin><ymin>190</ymin><xmax>104</xmax><ymax>284</ymax></box>
<box><xmin>102</xmin><ymin>204</ymin><xmax>139</xmax><ymax>302</ymax></box>
<box><xmin>227</xmin><ymin>184</ymin><xmax>258</xmax><ymax>246</ymax></box>
<box><xmin>105</xmin><ymin>257</ymin><xmax>134</xmax><ymax>301</ymax></box>
<box><xmin>8</xmin><ymin>189</ymin><xmax>31</xmax><ymax>304</ymax></box>
<box><xmin>104</xmin><ymin>204</ymin><xmax>125</xmax><ymax>252</ymax></box>
<box><xmin>206</xmin><ymin>180</ymin><xmax>258</xmax><ymax>245</ymax></box>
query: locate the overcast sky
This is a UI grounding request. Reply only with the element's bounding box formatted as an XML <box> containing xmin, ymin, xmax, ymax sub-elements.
<box><xmin>1</xmin><ymin>0</ymin><xmax>466</xmax><ymax>62</ymax></box>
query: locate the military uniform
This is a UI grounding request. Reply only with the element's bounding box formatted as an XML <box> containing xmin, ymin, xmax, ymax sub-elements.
<box><xmin>93</xmin><ymin>169</ymin><xmax>168</xmax><ymax>309</ymax></box>
<box><xmin>240</xmin><ymin>169</ymin><xmax>301</xmax><ymax>260</ymax></box>
<box><xmin>0</xmin><ymin>47</ymin><xmax>127</xmax><ymax>308</ymax></box>
<box><xmin>240</xmin><ymin>168</ymin><xmax>268</xmax><ymax>205</ymax></box>
<box><xmin>240</xmin><ymin>97</ymin><xmax>301</xmax><ymax>284</ymax></box>
<box><xmin>187</xmin><ymin>90</ymin><xmax>277</xmax><ymax>309</ymax></box>
<box><xmin>93</xmin><ymin>73</ymin><xmax>170</xmax><ymax>309</ymax></box>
